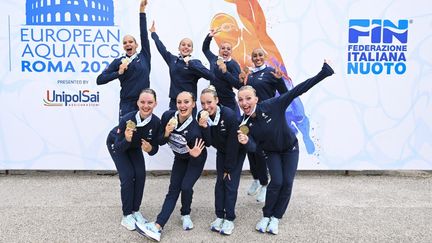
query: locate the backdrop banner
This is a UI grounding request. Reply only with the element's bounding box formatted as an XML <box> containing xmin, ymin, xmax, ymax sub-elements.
<box><xmin>1</xmin><ymin>0</ymin><xmax>431</xmax><ymax>170</ymax></box>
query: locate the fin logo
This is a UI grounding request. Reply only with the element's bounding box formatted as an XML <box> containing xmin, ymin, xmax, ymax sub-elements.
<box><xmin>25</xmin><ymin>0</ymin><xmax>114</xmax><ymax>26</ymax></box>
<box><xmin>349</xmin><ymin>19</ymin><xmax>408</xmax><ymax>44</ymax></box>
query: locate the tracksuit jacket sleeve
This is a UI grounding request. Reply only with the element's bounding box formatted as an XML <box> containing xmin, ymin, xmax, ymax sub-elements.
<box><xmin>272</xmin><ymin>62</ymin><xmax>334</xmax><ymax>110</ymax></box>
<box><xmin>140</xmin><ymin>13</ymin><xmax>151</xmax><ymax>68</ymax></box>
<box><xmin>223</xmin><ymin>118</ymin><xmax>240</xmax><ymax>173</ymax></box>
<box><xmin>244</xmin><ymin>134</ymin><xmax>257</xmax><ymax>153</ymax></box>
<box><xmin>146</xmin><ymin>123</ymin><xmax>160</xmax><ymax>156</ymax></box>
<box><xmin>146</xmin><ymin>140</ymin><xmax>159</xmax><ymax>155</ymax></box>
<box><xmin>158</xmin><ymin>112</ymin><xmax>171</xmax><ymax>145</ymax></box>
<box><xmin>275</xmin><ymin>76</ymin><xmax>288</xmax><ymax>94</ymax></box>
<box><xmin>96</xmin><ymin>59</ymin><xmax>121</xmax><ymax>85</ymax></box>
<box><xmin>218</xmin><ymin>61</ymin><xmax>242</xmax><ymax>89</ymax></box>
<box><xmin>151</xmin><ymin>32</ymin><xmax>174</xmax><ymax>65</ymax></box>
<box><xmin>114</xmin><ymin>120</ymin><xmax>131</xmax><ymax>152</ymax></box>
<box><xmin>188</xmin><ymin>59</ymin><xmax>215</xmax><ymax>81</ymax></box>
<box><xmin>202</xmin><ymin>34</ymin><xmax>217</xmax><ymax>61</ymax></box>
<box><xmin>200</xmin><ymin>126</ymin><xmax>212</xmax><ymax>147</ymax></box>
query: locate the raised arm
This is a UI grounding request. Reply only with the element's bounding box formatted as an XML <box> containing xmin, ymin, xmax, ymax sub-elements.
<box><xmin>139</xmin><ymin>0</ymin><xmax>151</xmax><ymax>66</ymax></box>
<box><xmin>202</xmin><ymin>29</ymin><xmax>219</xmax><ymax>61</ymax></box>
<box><xmin>150</xmin><ymin>22</ymin><xmax>174</xmax><ymax>65</ymax></box>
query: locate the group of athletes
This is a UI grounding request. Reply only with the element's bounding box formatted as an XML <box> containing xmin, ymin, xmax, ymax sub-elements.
<box><xmin>96</xmin><ymin>0</ymin><xmax>334</xmax><ymax>241</ymax></box>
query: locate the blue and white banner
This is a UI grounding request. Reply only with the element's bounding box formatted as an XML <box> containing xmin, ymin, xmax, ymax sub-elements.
<box><xmin>1</xmin><ymin>0</ymin><xmax>431</xmax><ymax>170</ymax></box>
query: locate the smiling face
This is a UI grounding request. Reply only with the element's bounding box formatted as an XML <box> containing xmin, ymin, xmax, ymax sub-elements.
<box><xmin>137</xmin><ymin>92</ymin><xmax>157</xmax><ymax>119</ymax></box>
<box><xmin>122</xmin><ymin>35</ymin><xmax>138</xmax><ymax>57</ymax></box>
<box><xmin>237</xmin><ymin>87</ymin><xmax>258</xmax><ymax>116</ymax></box>
<box><xmin>176</xmin><ymin>92</ymin><xmax>195</xmax><ymax>121</ymax></box>
<box><xmin>200</xmin><ymin>92</ymin><xmax>219</xmax><ymax>116</ymax></box>
<box><xmin>251</xmin><ymin>48</ymin><xmax>266</xmax><ymax>67</ymax></box>
<box><xmin>219</xmin><ymin>42</ymin><xmax>232</xmax><ymax>60</ymax></box>
<box><xmin>178</xmin><ymin>38</ymin><xmax>193</xmax><ymax>57</ymax></box>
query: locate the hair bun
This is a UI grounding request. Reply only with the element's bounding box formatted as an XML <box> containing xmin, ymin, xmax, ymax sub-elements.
<box><xmin>208</xmin><ymin>85</ymin><xmax>216</xmax><ymax>91</ymax></box>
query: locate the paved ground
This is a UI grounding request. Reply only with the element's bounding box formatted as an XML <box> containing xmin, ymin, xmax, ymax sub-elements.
<box><xmin>0</xmin><ymin>170</ymin><xmax>431</xmax><ymax>243</ymax></box>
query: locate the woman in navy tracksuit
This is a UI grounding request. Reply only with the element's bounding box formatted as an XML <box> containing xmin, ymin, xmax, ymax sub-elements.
<box><xmin>97</xmin><ymin>0</ymin><xmax>151</xmax><ymax>121</ymax></box>
<box><xmin>136</xmin><ymin>91</ymin><xmax>210</xmax><ymax>242</ymax></box>
<box><xmin>197</xmin><ymin>86</ymin><xmax>246</xmax><ymax>235</ymax></box>
<box><xmin>202</xmin><ymin>29</ymin><xmax>242</xmax><ymax>118</ymax></box>
<box><xmin>241</xmin><ymin>48</ymin><xmax>288</xmax><ymax>202</ymax></box>
<box><xmin>96</xmin><ymin>0</ymin><xmax>154</xmax><ymax>230</ymax></box>
<box><xmin>112</xmin><ymin>88</ymin><xmax>161</xmax><ymax>231</ymax></box>
<box><xmin>98</xmin><ymin>0</ymin><xmax>151</xmax><ymax>168</ymax></box>
<box><xmin>149</xmin><ymin>22</ymin><xmax>214</xmax><ymax>112</ymax></box>
<box><xmin>237</xmin><ymin>60</ymin><xmax>334</xmax><ymax>235</ymax></box>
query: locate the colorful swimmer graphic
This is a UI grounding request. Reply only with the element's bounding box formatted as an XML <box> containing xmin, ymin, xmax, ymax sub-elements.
<box><xmin>210</xmin><ymin>0</ymin><xmax>317</xmax><ymax>154</ymax></box>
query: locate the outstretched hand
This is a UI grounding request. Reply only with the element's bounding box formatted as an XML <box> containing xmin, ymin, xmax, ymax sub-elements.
<box><xmin>149</xmin><ymin>21</ymin><xmax>156</xmax><ymax>33</ymax></box>
<box><xmin>239</xmin><ymin>67</ymin><xmax>249</xmax><ymax>84</ymax></box>
<box><xmin>271</xmin><ymin>65</ymin><xmax>283</xmax><ymax>79</ymax></box>
<box><xmin>188</xmin><ymin>138</ymin><xmax>205</xmax><ymax>158</ymax></box>
<box><xmin>209</xmin><ymin>27</ymin><xmax>221</xmax><ymax>37</ymax></box>
<box><xmin>140</xmin><ymin>0</ymin><xmax>147</xmax><ymax>13</ymax></box>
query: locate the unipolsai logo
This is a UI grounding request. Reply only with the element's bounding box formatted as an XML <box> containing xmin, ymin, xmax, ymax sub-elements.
<box><xmin>347</xmin><ymin>19</ymin><xmax>409</xmax><ymax>75</ymax></box>
<box><xmin>20</xmin><ymin>0</ymin><xmax>121</xmax><ymax>73</ymax></box>
<box><xmin>44</xmin><ymin>89</ymin><xmax>100</xmax><ymax>107</ymax></box>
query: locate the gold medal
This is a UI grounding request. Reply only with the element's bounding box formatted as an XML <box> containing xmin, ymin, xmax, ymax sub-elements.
<box><xmin>216</xmin><ymin>58</ymin><xmax>224</xmax><ymax>66</ymax></box>
<box><xmin>126</xmin><ymin>120</ymin><xmax>136</xmax><ymax>130</ymax></box>
<box><xmin>168</xmin><ymin>117</ymin><xmax>178</xmax><ymax>127</ymax></box>
<box><xmin>239</xmin><ymin>125</ymin><xmax>249</xmax><ymax>135</ymax></box>
<box><xmin>121</xmin><ymin>58</ymin><xmax>130</xmax><ymax>64</ymax></box>
<box><xmin>201</xmin><ymin>110</ymin><xmax>209</xmax><ymax>120</ymax></box>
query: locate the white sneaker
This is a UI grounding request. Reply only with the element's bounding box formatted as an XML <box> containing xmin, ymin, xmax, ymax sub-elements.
<box><xmin>136</xmin><ymin>222</ymin><xmax>161</xmax><ymax>242</ymax></box>
<box><xmin>255</xmin><ymin>217</ymin><xmax>270</xmax><ymax>233</ymax></box>
<box><xmin>121</xmin><ymin>214</ymin><xmax>137</xmax><ymax>231</ymax></box>
<box><xmin>247</xmin><ymin>180</ymin><xmax>261</xmax><ymax>196</ymax></box>
<box><xmin>220</xmin><ymin>219</ymin><xmax>234</xmax><ymax>235</ymax></box>
<box><xmin>133</xmin><ymin>211</ymin><xmax>148</xmax><ymax>224</ymax></box>
<box><xmin>255</xmin><ymin>185</ymin><xmax>267</xmax><ymax>203</ymax></box>
<box><xmin>181</xmin><ymin>215</ymin><xmax>194</xmax><ymax>230</ymax></box>
<box><xmin>210</xmin><ymin>218</ymin><xmax>224</xmax><ymax>232</ymax></box>
<box><xmin>266</xmin><ymin>216</ymin><xmax>279</xmax><ymax>235</ymax></box>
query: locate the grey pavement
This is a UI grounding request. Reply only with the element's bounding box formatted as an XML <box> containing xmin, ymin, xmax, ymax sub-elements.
<box><xmin>0</xmin><ymin>170</ymin><xmax>431</xmax><ymax>243</ymax></box>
